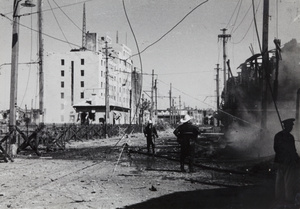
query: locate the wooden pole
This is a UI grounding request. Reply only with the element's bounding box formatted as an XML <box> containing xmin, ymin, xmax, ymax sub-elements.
<box><xmin>216</xmin><ymin>64</ymin><xmax>220</xmax><ymax>126</ymax></box>
<box><xmin>38</xmin><ymin>0</ymin><xmax>44</xmax><ymax>123</ymax></box>
<box><xmin>218</xmin><ymin>29</ymin><xmax>231</xmax><ymax>103</ymax></box>
<box><xmin>169</xmin><ymin>83</ymin><xmax>172</xmax><ymax>125</ymax></box>
<box><xmin>261</xmin><ymin>0</ymin><xmax>269</xmax><ymax>130</ymax></box>
<box><xmin>155</xmin><ymin>79</ymin><xmax>157</xmax><ymax>122</ymax></box>
<box><xmin>105</xmin><ymin>41</ymin><xmax>110</xmax><ymax>137</ymax></box>
<box><xmin>150</xmin><ymin>69</ymin><xmax>154</xmax><ymax>120</ymax></box>
<box><xmin>9</xmin><ymin>0</ymin><xmax>21</xmax><ymax>144</ymax></box>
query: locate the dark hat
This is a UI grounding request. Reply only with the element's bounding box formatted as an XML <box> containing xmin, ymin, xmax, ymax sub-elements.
<box><xmin>282</xmin><ymin>118</ymin><xmax>295</xmax><ymax>125</ymax></box>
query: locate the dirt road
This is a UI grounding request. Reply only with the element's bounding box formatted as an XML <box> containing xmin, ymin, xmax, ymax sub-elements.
<box><xmin>0</xmin><ymin>130</ymin><xmax>276</xmax><ymax>209</ymax></box>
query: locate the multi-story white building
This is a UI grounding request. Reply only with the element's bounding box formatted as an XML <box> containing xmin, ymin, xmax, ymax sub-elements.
<box><xmin>43</xmin><ymin>35</ymin><xmax>137</xmax><ymax>124</ymax></box>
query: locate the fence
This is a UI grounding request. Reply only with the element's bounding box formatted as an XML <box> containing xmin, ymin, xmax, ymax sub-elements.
<box><xmin>0</xmin><ymin>123</ymin><xmax>143</xmax><ymax>161</ymax></box>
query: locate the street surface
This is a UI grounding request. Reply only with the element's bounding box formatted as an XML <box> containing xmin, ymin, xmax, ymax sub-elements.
<box><xmin>0</xmin><ymin>130</ymin><xmax>276</xmax><ymax>209</ymax></box>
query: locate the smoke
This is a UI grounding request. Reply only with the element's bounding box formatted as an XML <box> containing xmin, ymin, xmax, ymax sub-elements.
<box><xmin>224</xmin><ymin>39</ymin><xmax>300</xmax><ymax>158</ymax></box>
<box><xmin>277</xmin><ymin>39</ymin><xmax>300</xmax><ymax>151</ymax></box>
<box><xmin>278</xmin><ymin>39</ymin><xmax>300</xmax><ymax>102</ymax></box>
<box><xmin>225</xmin><ymin>111</ymin><xmax>275</xmax><ymax>158</ymax></box>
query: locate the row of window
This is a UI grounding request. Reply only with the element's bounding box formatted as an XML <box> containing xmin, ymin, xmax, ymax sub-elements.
<box><xmin>61</xmin><ymin>70</ymin><xmax>85</xmax><ymax>76</ymax></box>
<box><xmin>61</xmin><ymin>59</ymin><xmax>85</xmax><ymax>66</ymax></box>
<box><xmin>61</xmin><ymin>81</ymin><xmax>84</xmax><ymax>88</ymax></box>
<box><xmin>61</xmin><ymin>92</ymin><xmax>85</xmax><ymax>99</ymax></box>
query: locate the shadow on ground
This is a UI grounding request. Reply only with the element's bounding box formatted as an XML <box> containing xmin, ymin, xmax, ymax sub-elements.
<box><xmin>120</xmin><ymin>179</ymin><xmax>275</xmax><ymax>209</ymax></box>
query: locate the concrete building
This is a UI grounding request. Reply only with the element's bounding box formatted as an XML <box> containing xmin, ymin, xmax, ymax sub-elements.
<box><xmin>43</xmin><ymin>35</ymin><xmax>140</xmax><ymax>124</ymax></box>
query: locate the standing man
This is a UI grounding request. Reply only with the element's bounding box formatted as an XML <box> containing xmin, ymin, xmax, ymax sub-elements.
<box><xmin>144</xmin><ymin>120</ymin><xmax>158</xmax><ymax>154</ymax></box>
<box><xmin>173</xmin><ymin>114</ymin><xmax>200</xmax><ymax>172</ymax></box>
<box><xmin>274</xmin><ymin>118</ymin><xmax>300</xmax><ymax>204</ymax></box>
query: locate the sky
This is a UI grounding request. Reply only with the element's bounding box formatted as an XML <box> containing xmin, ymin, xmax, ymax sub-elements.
<box><xmin>1</xmin><ymin>0</ymin><xmax>300</xmax><ymax>111</ymax></box>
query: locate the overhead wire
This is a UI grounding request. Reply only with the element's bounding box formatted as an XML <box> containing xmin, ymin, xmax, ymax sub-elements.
<box><xmin>0</xmin><ymin>13</ymin><xmax>81</xmax><ymax>48</ymax></box>
<box><xmin>232</xmin><ymin>3</ymin><xmax>252</xmax><ymax>34</ymax></box>
<box><xmin>3</xmin><ymin>0</ymin><xmax>93</xmax><ymax>16</ymax></box>
<box><xmin>130</xmin><ymin>0</ymin><xmax>209</xmax><ymax>58</ymax></box>
<box><xmin>52</xmin><ymin>0</ymin><xmax>82</xmax><ymax>32</ymax></box>
<box><xmin>252</xmin><ymin>0</ymin><xmax>283</xmax><ymax>128</ymax></box>
<box><xmin>109</xmin><ymin>0</ymin><xmax>145</xmax><ymax>177</ymax></box>
<box><xmin>229</xmin><ymin>0</ymin><xmax>243</xmax><ymax>34</ymax></box>
<box><xmin>225</xmin><ymin>0</ymin><xmax>242</xmax><ymax>29</ymax></box>
<box><xmin>6</xmin><ymin>0</ymin><xmax>83</xmax><ymax>109</ymax></box>
<box><xmin>47</xmin><ymin>0</ymin><xmax>73</xmax><ymax>49</ymax></box>
<box><xmin>20</xmin><ymin>7</ymin><xmax>34</xmax><ymax>107</ymax></box>
<box><xmin>122</xmin><ymin>0</ymin><xmax>143</xmax><ymax>120</ymax></box>
<box><xmin>157</xmin><ymin>78</ymin><xmax>261</xmax><ymax>130</ymax></box>
<box><xmin>231</xmin><ymin>0</ymin><xmax>262</xmax><ymax>45</ymax></box>
<box><xmin>2</xmin><ymin>1</ymin><xmax>230</xmax><ymax>124</ymax></box>
<box><xmin>108</xmin><ymin>0</ymin><xmax>144</xmax><ymax>151</ymax></box>
<box><xmin>1</xmin><ymin>0</ymin><xmax>210</xmax><ymax>67</ymax></box>
<box><xmin>276</xmin><ymin>0</ymin><xmax>279</xmax><ymax>38</ymax></box>
<box><xmin>252</xmin><ymin>0</ymin><xmax>262</xmax><ymax>52</ymax></box>
<box><xmin>2</xmin><ymin>0</ymin><xmax>87</xmax><ymax>49</ymax></box>
<box><xmin>109</xmin><ymin>0</ymin><xmax>210</xmax><ymax>176</ymax></box>
<box><xmin>159</xmin><ymin>70</ymin><xmax>212</xmax><ymax>75</ymax></box>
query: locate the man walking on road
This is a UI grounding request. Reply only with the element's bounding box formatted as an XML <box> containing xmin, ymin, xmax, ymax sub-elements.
<box><xmin>274</xmin><ymin>118</ymin><xmax>300</xmax><ymax>205</ymax></box>
<box><xmin>144</xmin><ymin>120</ymin><xmax>158</xmax><ymax>154</ymax></box>
<box><xmin>173</xmin><ymin>114</ymin><xmax>200</xmax><ymax>173</ymax></box>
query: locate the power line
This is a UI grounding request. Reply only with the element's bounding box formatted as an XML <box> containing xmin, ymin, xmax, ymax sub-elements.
<box><xmin>231</xmin><ymin>0</ymin><xmax>262</xmax><ymax>45</ymax></box>
<box><xmin>20</xmin><ymin>9</ymin><xmax>35</xmax><ymax>107</ymax></box>
<box><xmin>3</xmin><ymin>0</ymin><xmax>93</xmax><ymax>16</ymax></box>
<box><xmin>226</xmin><ymin>0</ymin><xmax>241</xmax><ymax>29</ymax></box>
<box><xmin>157</xmin><ymin>78</ymin><xmax>261</xmax><ymax>129</ymax></box>
<box><xmin>232</xmin><ymin>3</ymin><xmax>252</xmax><ymax>34</ymax></box>
<box><xmin>52</xmin><ymin>0</ymin><xmax>82</xmax><ymax>32</ymax></box>
<box><xmin>130</xmin><ymin>0</ymin><xmax>209</xmax><ymax>58</ymax></box>
<box><xmin>0</xmin><ymin>13</ymin><xmax>81</xmax><ymax>48</ymax></box>
<box><xmin>230</xmin><ymin>0</ymin><xmax>243</xmax><ymax>34</ymax></box>
<box><xmin>2</xmin><ymin>0</ymin><xmax>210</xmax><ymax>63</ymax></box>
<box><xmin>159</xmin><ymin>70</ymin><xmax>212</xmax><ymax>75</ymax></box>
<box><xmin>252</xmin><ymin>0</ymin><xmax>262</xmax><ymax>52</ymax></box>
<box><xmin>47</xmin><ymin>0</ymin><xmax>73</xmax><ymax>49</ymax></box>
<box><xmin>275</xmin><ymin>0</ymin><xmax>279</xmax><ymax>38</ymax></box>
<box><xmin>111</xmin><ymin>0</ymin><xmax>144</xmax><ymax>135</ymax></box>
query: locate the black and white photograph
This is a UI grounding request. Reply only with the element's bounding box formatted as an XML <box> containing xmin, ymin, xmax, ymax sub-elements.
<box><xmin>0</xmin><ymin>0</ymin><xmax>300</xmax><ymax>208</ymax></box>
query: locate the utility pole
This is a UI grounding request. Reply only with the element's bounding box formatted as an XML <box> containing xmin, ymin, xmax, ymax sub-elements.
<box><xmin>129</xmin><ymin>88</ymin><xmax>132</xmax><ymax>125</ymax></box>
<box><xmin>215</xmin><ymin>64</ymin><xmax>220</xmax><ymax>126</ymax></box>
<box><xmin>38</xmin><ymin>0</ymin><xmax>44</xmax><ymax>123</ymax></box>
<box><xmin>179</xmin><ymin>95</ymin><xmax>182</xmax><ymax>117</ymax></box>
<box><xmin>134</xmin><ymin>68</ymin><xmax>138</xmax><ymax>124</ymax></box>
<box><xmin>9</xmin><ymin>0</ymin><xmax>21</xmax><ymax>142</ymax></box>
<box><xmin>141</xmin><ymin>93</ymin><xmax>144</xmax><ymax>125</ymax></box>
<box><xmin>261</xmin><ymin>0</ymin><xmax>269</xmax><ymax>130</ymax></box>
<box><xmin>296</xmin><ymin>89</ymin><xmax>300</xmax><ymax>139</ymax></box>
<box><xmin>104</xmin><ymin>40</ymin><xmax>111</xmax><ymax>137</ymax></box>
<box><xmin>155</xmin><ymin>78</ymin><xmax>157</xmax><ymax>122</ymax></box>
<box><xmin>9</xmin><ymin>0</ymin><xmax>35</xmax><ymax>144</ymax></box>
<box><xmin>150</xmin><ymin>69</ymin><xmax>154</xmax><ymax>120</ymax></box>
<box><xmin>169</xmin><ymin>83</ymin><xmax>172</xmax><ymax>125</ymax></box>
<box><xmin>172</xmin><ymin>97</ymin><xmax>175</xmax><ymax>124</ymax></box>
<box><xmin>218</xmin><ymin>28</ymin><xmax>231</xmax><ymax>100</ymax></box>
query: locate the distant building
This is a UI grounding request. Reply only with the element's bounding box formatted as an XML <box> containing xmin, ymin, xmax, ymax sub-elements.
<box><xmin>43</xmin><ymin>35</ymin><xmax>141</xmax><ymax>124</ymax></box>
<box><xmin>156</xmin><ymin>107</ymin><xmax>216</xmax><ymax>126</ymax></box>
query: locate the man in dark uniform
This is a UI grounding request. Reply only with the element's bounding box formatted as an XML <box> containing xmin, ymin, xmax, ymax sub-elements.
<box><xmin>173</xmin><ymin>114</ymin><xmax>200</xmax><ymax>172</ymax></box>
<box><xmin>274</xmin><ymin>118</ymin><xmax>300</xmax><ymax>204</ymax></box>
<box><xmin>144</xmin><ymin>120</ymin><xmax>158</xmax><ymax>154</ymax></box>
